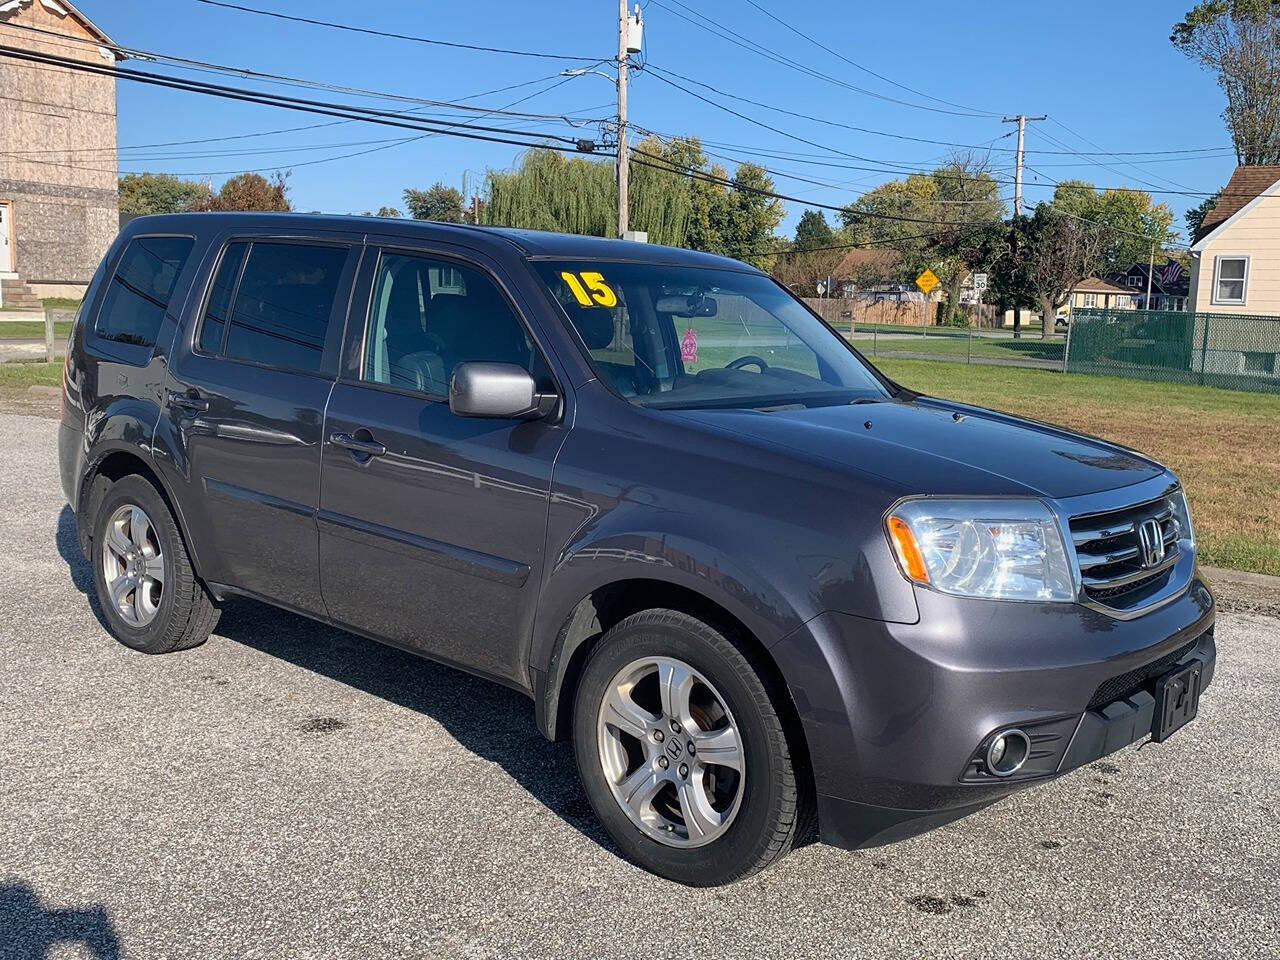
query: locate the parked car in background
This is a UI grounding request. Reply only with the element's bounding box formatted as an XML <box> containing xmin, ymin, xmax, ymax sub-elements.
<box><xmin>59</xmin><ymin>214</ymin><xmax>1216</xmax><ymax>885</ymax></box>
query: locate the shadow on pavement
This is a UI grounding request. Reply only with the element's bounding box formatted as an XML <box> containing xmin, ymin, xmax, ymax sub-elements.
<box><xmin>212</xmin><ymin>596</ymin><xmax>622</xmax><ymax>854</ymax></box>
<box><xmin>56</xmin><ymin>505</ymin><xmax>113</xmax><ymax>637</ymax></box>
<box><xmin>56</xmin><ymin>504</ymin><xmax>610</xmax><ymax>851</ymax></box>
<box><xmin>0</xmin><ymin>882</ymin><xmax>120</xmax><ymax>960</ymax></box>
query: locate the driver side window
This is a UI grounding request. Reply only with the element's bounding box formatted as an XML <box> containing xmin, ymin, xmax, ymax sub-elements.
<box><xmin>362</xmin><ymin>252</ymin><xmax>543</xmax><ymax>397</ymax></box>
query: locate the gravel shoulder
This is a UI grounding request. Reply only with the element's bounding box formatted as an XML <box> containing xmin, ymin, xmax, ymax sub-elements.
<box><xmin>2</xmin><ymin>412</ymin><xmax>1277</xmax><ymax>959</ymax></box>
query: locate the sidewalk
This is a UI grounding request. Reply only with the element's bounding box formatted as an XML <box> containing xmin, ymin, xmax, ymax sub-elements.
<box><xmin>0</xmin><ymin>340</ymin><xmax>62</xmax><ymax>363</ymax></box>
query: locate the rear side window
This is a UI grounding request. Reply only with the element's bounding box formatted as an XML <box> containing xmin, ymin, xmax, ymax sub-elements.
<box><xmin>95</xmin><ymin>235</ymin><xmax>194</xmax><ymax>347</ymax></box>
<box><xmin>198</xmin><ymin>242</ymin><xmax>247</xmax><ymax>354</ymax></box>
<box><xmin>199</xmin><ymin>240</ymin><xmax>348</xmax><ymax>374</ymax></box>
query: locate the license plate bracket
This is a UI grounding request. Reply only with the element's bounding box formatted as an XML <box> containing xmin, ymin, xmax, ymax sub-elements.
<box><xmin>1152</xmin><ymin>659</ymin><xmax>1203</xmax><ymax>743</ymax></box>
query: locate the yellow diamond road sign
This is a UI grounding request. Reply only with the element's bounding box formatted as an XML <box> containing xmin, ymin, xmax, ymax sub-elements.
<box><xmin>915</xmin><ymin>268</ymin><xmax>939</xmax><ymax>295</ymax></box>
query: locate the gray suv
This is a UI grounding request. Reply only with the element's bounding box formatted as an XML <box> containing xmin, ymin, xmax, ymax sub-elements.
<box><xmin>59</xmin><ymin>213</ymin><xmax>1215</xmax><ymax>886</ymax></box>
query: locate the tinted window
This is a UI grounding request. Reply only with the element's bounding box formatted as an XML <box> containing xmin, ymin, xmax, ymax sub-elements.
<box><xmin>95</xmin><ymin>236</ymin><xmax>194</xmax><ymax>347</ymax></box>
<box><xmin>198</xmin><ymin>242</ymin><xmax>247</xmax><ymax>354</ymax></box>
<box><xmin>223</xmin><ymin>242</ymin><xmax>348</xmax><ymax>374</ymax></box>
<box><xmin>363</xmin><ymin>252</ymin><xmax>543</xmax><ymax>395</ymax></box>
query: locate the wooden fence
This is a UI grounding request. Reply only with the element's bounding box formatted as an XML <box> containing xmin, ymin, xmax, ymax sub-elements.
<box><xmin>801</xmin><ymin>298</ymin><xmax>1001</xmax><ymax>329</ymax></box>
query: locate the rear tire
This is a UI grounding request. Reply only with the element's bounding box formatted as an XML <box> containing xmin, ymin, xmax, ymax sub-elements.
<box><xmin>90</xmin><ymin>475</ymin><xmax>218</xmax><ymax>654</ymax></box>
<box><xmin>573</xmin><ymin>609</ymin><xmax>806</xmax><ymax>886</ymax></box>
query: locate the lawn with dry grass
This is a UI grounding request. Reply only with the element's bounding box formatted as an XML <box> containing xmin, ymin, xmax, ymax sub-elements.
<box><xmin>875</xmin><ymin>358</ymin><xmax>1280</xmax><ymax>576</ymax></box>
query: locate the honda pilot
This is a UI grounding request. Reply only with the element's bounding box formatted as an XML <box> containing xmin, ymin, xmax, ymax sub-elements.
<box><xmin>59</xmin><ymin>213</ymin><xmax>1215</xmax><ymax>886</ymax></box>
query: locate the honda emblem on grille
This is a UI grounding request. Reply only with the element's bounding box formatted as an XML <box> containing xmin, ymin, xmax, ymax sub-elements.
<box><xmin>1137</xmin><ymin>518</ymin><xmax>1166</xmax><ymax>568</ymax></box>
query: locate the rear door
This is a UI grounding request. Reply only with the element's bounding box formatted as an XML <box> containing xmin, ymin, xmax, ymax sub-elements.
<box><xmin>164</xmin><ymin>231</ymin><xmax>361</xmax><ymax>616</ymax></box>
<box><xmin>318</xmin><ymin>241</ymin><xmax>569</xmax><ymax>685</ymax></box>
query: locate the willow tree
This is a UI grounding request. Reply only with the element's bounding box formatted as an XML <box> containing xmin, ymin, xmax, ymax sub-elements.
<box><xmin>481</xmin><ymin>137</ymin><xmax>783</xmax><ymax>266</ymax></box>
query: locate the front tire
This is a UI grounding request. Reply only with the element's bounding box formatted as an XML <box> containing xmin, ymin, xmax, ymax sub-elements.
<box><xmin>573</xmin><ymin>609</ymin><xmax>807</xmax><ymax>885</ymax></box>
<box><xmin>90</xmin><ymin>474</ymin><xmax>218</xmax><ymax>654</ymax></box>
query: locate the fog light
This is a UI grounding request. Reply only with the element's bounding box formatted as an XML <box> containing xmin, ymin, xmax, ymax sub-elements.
<box><xmin>984</xmin><ymin>728</ymin><xmax>1030</xmax><ymax>777</ymax></box>
<box><xmin>989</xmin><ymin>735</ymin><xmax>1007</xmax><ymax>767</ymax></box>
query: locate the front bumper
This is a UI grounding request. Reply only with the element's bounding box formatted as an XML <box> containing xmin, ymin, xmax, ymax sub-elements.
<box><xmin>774</xmin><ymin>575</ymin><xmax>1216</xmax><ymax>849</ymax></box>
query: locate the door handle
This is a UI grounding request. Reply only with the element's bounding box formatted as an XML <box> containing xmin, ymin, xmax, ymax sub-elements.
<box><xmin>329</xmin><ymin>431</ymin><xmax>386</xmax><ymax>458</ymax></box>
<box><xmin>168</xmin><ymin>389</ymin><xmax>209</xmax><ymax>413</ymax></box>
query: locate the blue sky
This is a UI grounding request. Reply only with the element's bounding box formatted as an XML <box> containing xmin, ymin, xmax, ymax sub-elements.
<box><xmin>79</xmin><ymin>0</ymin><xmax>1235</xmax><ymax>240</ymax></box>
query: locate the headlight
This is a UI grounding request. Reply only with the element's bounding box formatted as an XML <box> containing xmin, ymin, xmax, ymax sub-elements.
<box><xmin>886</xmin><ymin>498</ymin><xmax>1075</xmax><ymax>602</ymax></box>
<box><xmin>1170</xmin><ymin>489</ymin><xmax>1195</xmax><ymax>553</ymax></box>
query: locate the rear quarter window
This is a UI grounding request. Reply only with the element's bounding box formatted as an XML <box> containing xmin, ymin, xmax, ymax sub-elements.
<box><xmin>211</xmin><ymin>241</ymin><xmax>349</xmax><ymax>375</ymax></box>
<box><xmin>94</xmin><ymin>235</ymin><xmax>195</xmax><ymax>348</ymax></box>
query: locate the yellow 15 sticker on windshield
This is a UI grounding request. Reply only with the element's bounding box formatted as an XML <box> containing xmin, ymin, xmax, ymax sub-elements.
<box><xmin>561</xmin><ymin>270</ymin><xmax>617</xmax><ymax>308</ymax></box>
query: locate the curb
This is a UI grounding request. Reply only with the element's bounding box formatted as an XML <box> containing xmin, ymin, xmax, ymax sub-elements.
<box><xmin>1201</xmin><ymin>564</ymin><xmax>1280</xmax><ymax>590</ymax></box>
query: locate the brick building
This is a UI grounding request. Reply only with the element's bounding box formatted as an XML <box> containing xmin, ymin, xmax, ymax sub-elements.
<box><xmin>0</xmin><ymin>0</ymin><xmax>119</xmax><ymax>307</ymax></box>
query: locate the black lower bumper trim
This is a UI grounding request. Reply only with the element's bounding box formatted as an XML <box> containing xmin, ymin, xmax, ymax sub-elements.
<box><xmin>817</xmin><ymin>794</ymin><xmax>1000</xmax><ymax>850</ymax></box>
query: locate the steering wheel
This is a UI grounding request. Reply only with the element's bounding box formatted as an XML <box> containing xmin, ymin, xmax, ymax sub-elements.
<box><xmin>726</xmin><ymin>355</ymin><xmax>770</xmax><ymax>372</ymax></box>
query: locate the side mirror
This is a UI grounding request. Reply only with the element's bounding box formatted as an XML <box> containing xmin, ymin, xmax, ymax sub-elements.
<box><xmin>449</xmin><ymin>361</ymin><xmax>557</xmax><ymax>420</ymax></box>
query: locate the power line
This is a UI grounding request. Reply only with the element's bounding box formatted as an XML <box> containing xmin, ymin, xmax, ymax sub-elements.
<box><xmin>0</xmin><ymin>44</ymin><xmax>605</xmax><ymax>155</ymax></box>
<box><xmin>1044</xmin><ymin>116</ymin><xmax>1199</xmax><ymax>194</ymax></box>
<box><xmin>646</xmin><ymin>0</ymin><xmax>994</xmax><ymax>118</ymax></box>
<box><xmin>628</xmin><ymin>146</ymin><xmax>989</xmax><ymax>227</ymax></box>
<box><xmin>738</xmin><ymin>0</ymin><xmax>1000</xmax><ymax>118</ymax></box>
<box><xmin>0</xmin><ymin>20</ymin><xmax>613</xmax><ymax>127</ymax></box>
<box><xmin>639</xmin><ymin>64</ymin><xmax>1244</xmax><ymax>159</ymax></box>
<box><xmin>636</xmin><ymin>126</ymin><xmax>1013</xmax><ymax>208</ymax></box>
<box><xmin>194</xmin><ymin>0</ymin><xmax>606</xmax><ymax>63</ymax></box>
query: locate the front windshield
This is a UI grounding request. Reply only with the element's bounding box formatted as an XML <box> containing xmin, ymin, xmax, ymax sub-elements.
<box><xmin>532</xmin><ymin>260</ymin><xmax>892</xmax><ymax>410</ymax></box>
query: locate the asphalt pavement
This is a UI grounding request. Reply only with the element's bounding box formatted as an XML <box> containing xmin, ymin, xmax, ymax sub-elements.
<box><xmin>1</xmin><ymin>411</ymin><xmax>1277</xmax><ymax>959</ymax></box>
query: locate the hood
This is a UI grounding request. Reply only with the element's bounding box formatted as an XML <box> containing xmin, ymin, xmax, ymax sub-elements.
<box><xmin>670</xmin><ymin>396</ymin><xmax>1165</xmax><ymax>501</ymax></box>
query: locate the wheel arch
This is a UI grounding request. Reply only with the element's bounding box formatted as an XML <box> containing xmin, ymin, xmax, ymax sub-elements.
<box><xmin>536</xmin><ymin>577</ymin><xmax>816</xmax><ymax>809</ymax></box>
<box><xmin>76</xmin><ymin>446</ymin><xmax>203</xmax><ymax>579</ymax></box>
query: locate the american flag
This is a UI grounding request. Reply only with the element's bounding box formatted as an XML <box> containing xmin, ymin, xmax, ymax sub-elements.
<box><xmin>1159</xmin><ymin>261</ymin><xmax>1183</xmax><ymax>286</ymax></box>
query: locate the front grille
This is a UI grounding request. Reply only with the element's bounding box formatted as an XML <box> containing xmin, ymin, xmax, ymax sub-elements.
<box><xmin>1069</xmin><ymin>494</ymin><xmax>1182</xmax><ymax>611</ymax></box>
<box><xmin>1087</xmin><ymin>636</ymin><xmax>1201</xmax><ymax>709</ymax></box>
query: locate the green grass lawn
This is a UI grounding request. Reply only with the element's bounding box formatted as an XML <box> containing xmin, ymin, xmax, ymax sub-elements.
<box><xmin>849</xmin><ymin>321</ymin><xmax>1054</xmax><ymax>337</ymax></box>
<box><xmin>42</xmin><ymin>297</ymin><xmax>81</xmax><ymax>309</ymax></box>
<box><xmin>0</xmin><ymin>321</ymin><xmax>73</xmax><ymax>340</ymax></box>
<box><xmin>873</xmin><ymin>357</ymin><xmax>1280</xmax><ymax>577</ymax></box>
<box><xmin>851</xmin><ymin>332</ymin><xmax>1065</xmax><ymax>363</ymax></box>
<box><xmin>0</xmin><ymin>360</ymin><xmax>62</xmax><ymax>387</ymax></box>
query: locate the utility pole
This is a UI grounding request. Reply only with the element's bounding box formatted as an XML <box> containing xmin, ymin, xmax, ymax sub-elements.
<box><xmin>1146</xmin><ymin>241</ymin><xmax>1155</xmax><ymax>310</ymax></box>
<box><xmin>616</xmin><ymin>0</ymin><xmax>630</xmax><ymax>238</ymax></box>
<box><xmin>1001</xmin><ymin>114</ymin><xmax>1045</xmax><ymax>338</ymax></box>
<box><xmin>1002</xmin><ymin>114</ymin><xmax>1046</xmax><ymax>217</ymax></box>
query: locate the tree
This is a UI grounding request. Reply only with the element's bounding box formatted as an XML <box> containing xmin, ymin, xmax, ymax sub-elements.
<box><xmin>771</xmin><ymin>243</ymin><xmax>845</xmax><ymax>295</ymax></box>
<box><xmin>118</xmin><ymin>173</ymin><xmax>211</xmax><ymax>215</ymax></box>
<box><xmin>373</xmin><ymin>206</ymin><xmax>402</xmax><ymax>218</ymax></box>
<box><xmin>776</xmin><ymin>210</ymin><xmax>841</xmax><ymax>292</ymax></box>
<box><xmin>1185</xmin><ymin>190</ymin><xmax>1222</xmax><ymax>236</ymax></box>
<box><xmin>793</xmin><ymin>210</ymin><xmax>835</xmax><ymax>251</ymax></box>
<box><xmin>713</xmin><ymin>163</ymin><xmax>786</xmax><ymax>271</ymax></box>
<box><xmin>1049</xmin><ymin>180</ymin><xmax>1177</xmax><ymax>273</ymax></box>
<box><xmin>1172</xmin><ymin>1</ymin><xmax>1280</xmax><ymax>164</ymax></box>
<box><xmin>1023</xmin><ymin>204</ymin><xmax>1111</xmax><ymax>339</ymax></box>
<box><xmin>404</xmin><ymin>183</ymin><xmax>466</xmax><ymax>222</ymax></box>
<box><xmin>841</xmin><ymin>156</ymin><xmax>1006</xmax><ymax>324</ymax></box>
<box><xmin>480</xmin><ymin>140</ymin><xmax>784</xmax><ymax>267</ymax></box>
<box><xmin>199</xmin><ymin>172</ymin><xmax>291</xmax><ymax>212</ymax></box>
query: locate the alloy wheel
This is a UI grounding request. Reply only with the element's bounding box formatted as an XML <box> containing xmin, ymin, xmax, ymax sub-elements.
<box><xmin>597</xmin><ymin>656</ymin><xmax>745</xmax><ymax>848</ymax></box>
<box><xmin>100</xmin><ymin>503</ymin><xmax>165</xmax><ymax>628</ymax></box>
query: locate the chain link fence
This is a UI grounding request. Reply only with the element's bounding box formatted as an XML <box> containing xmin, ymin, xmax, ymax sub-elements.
<box><xmin>1066</xmin><ymin>308</ymin><xmax>1280</xmax><ymax>394</ymax></box>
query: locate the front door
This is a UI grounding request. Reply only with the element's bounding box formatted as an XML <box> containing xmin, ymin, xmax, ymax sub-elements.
<box><xmin>0</xmin><ymin>203</ymin><xmax>12</xmax><ymax>273</ymax></box>
<box><xmin>164</xmin><ymin>233</ymin><xmax>361</xmax><ymax>616</ymax></box>
<box><xmin>318</xmin><ymin>245</ymin><xmax>569</xmax><ymax>685</ymax></box>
